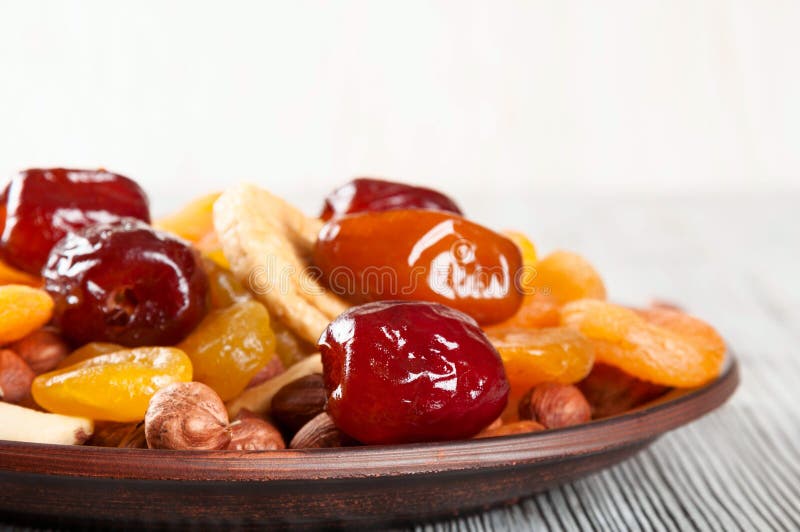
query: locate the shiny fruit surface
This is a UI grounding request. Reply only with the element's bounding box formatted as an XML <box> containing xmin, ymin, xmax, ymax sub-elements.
<box><xmin>313</xmin><ymin>210</ymin><xmax>523</xmax><ymax>325</ymax></box>
<box><xmin>318</xmin><ymin>301</ymin><xmax>509</xmax><ymax>444</ymax></box>
<box><xmin>320</xmin><ymin>178</ymin><xmax>462</xmax><ymax>220</ymax></box>
<box><xmin>31</xmin><ymin>347</ymin><xmax>192</xmax><ymax>422</ymax></box>
<box><xmin>0</xmin><ymin>168</ymin><xmax>150</xmax><ymax>274</ymax></box>
<box><xmin>43</xmin><ymin>219</ymin><xmax>209</xmax><ymax>347</ymax></box>
<box><xmin>179</xmin><ymin>300</ymin><xmax>276</xmax><ymax>401</ymax></box>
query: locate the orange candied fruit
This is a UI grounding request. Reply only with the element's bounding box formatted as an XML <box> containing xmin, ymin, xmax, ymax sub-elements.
<box><xmin>561</xmin><ymin>300</ymin><xmax>725</xmax><ymax>388</ymax></box>
<box><xmin>489</xmin><ymin>250</ymin><xmax>606</xmax><ymax>330</ymax></box>
<box><xmin>153</xmin><ymin>192</ymin><xmax>231</xmax><ymax>267</ymax></box>
<box><xmin>487</xmin><ymin>326</ymin><xmax>595</xmax><ymax>420</ymax></box>
<box><xmin>32</xmin><ymin>347</ymin><xmax>193</xmax><ymax>422</ymax></box>
<box><xmin>0</xmin><ymin>285</ymin><xmax>54</xmax><ymax>344</ymax></box>
<box><xmin>153</xmin><ymin>192</ymin><xmax>221</xmax><ymax>244</ymax></box>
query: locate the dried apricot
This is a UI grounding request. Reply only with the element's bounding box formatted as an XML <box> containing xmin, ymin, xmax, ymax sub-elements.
<box><xmin>31</xmin><ymin>347</ymin><xmax>192</xmax><ymax>422</ymax></box>
<box><xmin>271</xmin><ymin>318</ymin><xmax>318</xmax><ymax>367</ymax></box>
<box><xmin>637</xmin><ymin>306</ymin><xmax>727</xmax><ymax>357</ymax></box>
<box><xmin>179</xmin><ymin>300</ymin><xmax>276</xmax><ymax>401</ymax></box>
<box><xmin>561</xmin><ymin>300</ymin><xmax>725</xmax><ymax>387</ymax></box>
<box><xmin>0</xmin><ymin>285</ymin><xmax>54</xmax><ymax>344</ymax></box>
<box><xmin>57</xmin><ymin>343</ymin><xmax>124</xmax><ymax>369</ymax></box>
<box><xmin>487</xmin><ymin>327</ymin><xmax>595</xmax><ymax>421</ymax></box>
<box><xmin>153</xmin><ymin>192</ymin><xmax>221</xmax><ymax>243</ymax></box>
<box><xmin>487</xmin><ymin>250</ymin><xmax>605</xmax><ymax>330</ymax></box>
<box><xmin>196</xmin><ymin>231</ymin><xmax>230</xmax><ymax>269</ymax></box>
<box><xmin>503</xmin><ymin>231</ymin><xmax>538</xmax><ymax>270</ymax></box>
<box><xmin>204</xmin><ymin>258</ymin><xmax>250</xmax><ymax>309</ymax></box>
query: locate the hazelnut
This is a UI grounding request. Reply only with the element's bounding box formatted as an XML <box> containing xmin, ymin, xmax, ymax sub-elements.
<box><xmin>145</xmin><ymin>382</ymin><xmax>231</xmax><ymax>450</ymax></box>
<box><xmin>518</xmin><ymin>383</ymin><xmax>592</xmax><ymax>429</ymax></box>
<box><xmin>270</xmin><ymin>373</ymin><xmax>327</xmax><ymax>433</ymax></box>
<box><xmin>0</xmin><ymin>349</ymin><xmax>35</xmax><ymax>403</ymax></box>
<box><xmin>577</xmin><ymin>363</ymin><xmax>669</xmax><ymax>419</ymax></box>
<box><xmin>88</xmin><ymin>421</ymin><xmax>147</xmax><ymax>448</ymax></box>
<box><xmin>9</xmin><ymin>328</ymin><xmax>69</xmax><ymax>374</ymax></box>
<box><xmin>228</xmin><ymin>410</ymin><xmax>285</xmax><ymax>451</ymax></box>
<box><xmin>289</xmin><ymin>413</ymin><xmax>357</xmax><ymax>449</ymax></box>
<box><xmin>475</xmin><ymin>420</ymin><xmax>545</xmax><ymax>439</ymax></box>
<box><xmin>118</xmin><ymin>422</ymin><xmax>147</xmax><ymax>448</ymax></box>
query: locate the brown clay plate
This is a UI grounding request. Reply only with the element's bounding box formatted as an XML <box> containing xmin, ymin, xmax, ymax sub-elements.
<box><xmin>0</xmin><ymin>354</ymin><xmax>738</xmax><ymax>530</ymax></box>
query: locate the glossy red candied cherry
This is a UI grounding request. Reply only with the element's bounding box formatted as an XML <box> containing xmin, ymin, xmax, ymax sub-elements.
<box><xmin>43</xmin><ymin>219</ymin><xmax>209</xmax><ymax>347</ymax></box>
<box><xmin>0</xmin><ymin>168</ymin><xmax>150</xmax><ymax>274</ymax></box>
<box><xmin>318</xmin><ymin>301</ymin><xmax>509</xmax><ymax>444</ymax></box>
<box><xmin>320</xmin><ymin>177</ymin><xmax>462</xmax><ymax>221</ymax></box>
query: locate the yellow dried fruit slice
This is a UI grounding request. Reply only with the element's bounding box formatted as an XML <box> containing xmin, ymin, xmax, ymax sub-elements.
<box><xmin>214</xmin><ymin>184</ymin><xmax>348</xmax><ymax>344</ymax></box>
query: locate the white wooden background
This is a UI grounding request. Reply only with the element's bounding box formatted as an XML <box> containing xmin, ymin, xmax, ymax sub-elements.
<box><xmin>1</xmin><ymin>1</ymin><xmax>799</xmax><ymax>211</ymax></box>
<box><xmin>1</xmin><ymin>1</ymin><xmax>799</xmax><ymax>529</ymax></box>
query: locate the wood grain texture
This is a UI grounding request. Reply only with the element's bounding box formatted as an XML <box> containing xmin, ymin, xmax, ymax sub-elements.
<box><xmin>0</xmin><ymin>360</ymin><xmax>737</xmax><ymax>528</ymax></box>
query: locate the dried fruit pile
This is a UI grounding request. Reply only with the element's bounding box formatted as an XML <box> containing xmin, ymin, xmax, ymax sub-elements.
<box><xmin>0</xmin><ymin>169</ymin><xmax>726</xmax><ymax>450</ymax></box>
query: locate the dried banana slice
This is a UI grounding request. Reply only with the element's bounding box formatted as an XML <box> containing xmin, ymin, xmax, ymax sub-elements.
<box><xmin>213</xmin><ymin>184</ymin><xmax>348</xmax><ymax>344</ymax></box>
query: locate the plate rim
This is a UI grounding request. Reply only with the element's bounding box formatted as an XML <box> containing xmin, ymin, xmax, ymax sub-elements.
<box><xmin>0</xmin><ymin>353</ymin><xmax>739</xmax><ymax>482</ymax></box>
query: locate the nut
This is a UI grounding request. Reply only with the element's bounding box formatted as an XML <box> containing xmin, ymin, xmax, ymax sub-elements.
<box><xmin>145</xmin><ymin>382</ymin><xmax>231</xmax><ymax>450</ymax></box>
<box><xmin>0</xmin><ymin>402</ymin><xmax>93</xmax><ymax>445</ymax></box>
<box><xmin>9</xmin><ymin>328</ymin><xmax>69</xmax><ymax>374</ymax></box>
<box><xmin>227</xmin><ymin>353</ymin><xmax>322</xmax><ymax>417</ymax></box>
<box><xmin>0</xmin><ymin>349</ymin><xmax>35</xmax><ymax>403</ymax></box>
<box><xmin>118</xmin><ymin>422</ymin><xmax>147</xmax><ymax>448</ymax></box>
<box><xmin>518</xmin><ymin>383</ymin><xmax>591</xmax><ymax>429</ymax></box>
<box><xmin>289</xmin><ymin>412</ymin><xmax>357</xmax><ymax>449</ymax></box>
<box><xmin>270</xmin><ymin>373</ymin><xmax>326</xmax><ymax>433</ymax></box>
<box><xmin>89</xmin><ymin>421</ymin><xmax>146</xmax><ymax>448</ymax></box>
<box><xmin>577</xmin><ymin>363</ymin><xmax>669</xmax><ymax>419</ymax></box>
<box><xmin>228</xmin><ymin>410</ymin><xmax>285</xmax><ymax>451</ymax></box>
<box><xmin>475</xmin><ymin>420</ymin><xmax>545</xmax><ymax>439</ymax></box>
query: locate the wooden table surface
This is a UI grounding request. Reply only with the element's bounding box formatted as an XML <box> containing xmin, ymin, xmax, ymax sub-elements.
<box><xmin>3</xmin><ymin>192</ymin><xmax>797</xmax><ymax>531</ymax></box>
<box><xmin>408</xmin><ymin>192</ymin><xmax>800</xmax><ymax>531</ymax></box>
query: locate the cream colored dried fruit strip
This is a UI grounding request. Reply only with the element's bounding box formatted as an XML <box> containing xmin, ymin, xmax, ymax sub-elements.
<box><xmin>227</xmin><ymin>353</ymin><xmax>322</xmax><ymax>417</ymax></box>
<box><xmin>213</xmin><ymin>184</ymin><xmax>348</xmax><ymax>344</ymax></box>
<box><xmin>0</xmin><ymin>402</ymin><xmax>93</xmax><ymax>445</ymax></box>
